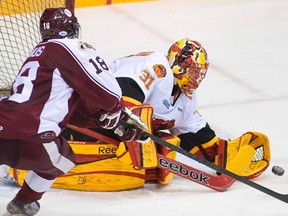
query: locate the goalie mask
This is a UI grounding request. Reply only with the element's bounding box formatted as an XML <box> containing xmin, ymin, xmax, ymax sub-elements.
<box><xmin>167</xmin><ymin>38</ymin><xmax>209</xmax><ymax>99</ymax></box>
<box><xmin>40</xmin><ymin>8</ymin><xmax>81</xmax><ymax>40</ymax></box>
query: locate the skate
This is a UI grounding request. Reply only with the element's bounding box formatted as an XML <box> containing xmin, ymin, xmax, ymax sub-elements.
<box><xmin>5</xmin><ymin>198</ymin><xmax>40</xmax><ymax>216</ymax></box>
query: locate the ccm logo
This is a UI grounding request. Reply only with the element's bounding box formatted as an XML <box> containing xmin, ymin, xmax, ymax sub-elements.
<box><xmin>158</xmin><ymin>158</ymin><xmax>209</xmax><ymax>185</ymax></box>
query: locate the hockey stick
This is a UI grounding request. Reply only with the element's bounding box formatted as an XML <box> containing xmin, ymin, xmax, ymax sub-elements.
<box><xmin>67</xmin><ymin>124</ymin><xmax>235</xmax><ymax>192</ymax></box>
<box><xmin>156</xmin><ymin>153</ymin><xmax>234</xmax><ymax>192</ymax></box>
<box><xmin>142</xmin><ymin>130</ymin><xmax>288</xmax><ymax>203</ymax></box>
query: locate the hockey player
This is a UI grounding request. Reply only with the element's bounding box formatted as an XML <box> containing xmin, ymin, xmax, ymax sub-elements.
<box><xmin>58</xmin><ymin>38</ymin><xmax>270</xmax><ymax>189</ymax></box>
<box><xmin>7</xmin><ymin>38</ymin><xmax>271</xmax><ymax>193</ymax></box>
<box><xmin>108</xmin><ymin>38</ymin><xmax>270</xmax><ymax>181</ymax></box>
<box><xmin>0</xmin><ymin>8</ymin><xmax>145</xmax><ymax>215</ymax></box>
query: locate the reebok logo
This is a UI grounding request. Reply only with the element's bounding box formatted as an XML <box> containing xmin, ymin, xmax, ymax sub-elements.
<box><xmin>158</xmin><ymin>157</ymin><xmax>209</xmax><ymax>185</ymax></box>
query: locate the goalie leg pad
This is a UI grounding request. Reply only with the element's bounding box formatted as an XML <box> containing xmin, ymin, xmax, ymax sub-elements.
<box><xmin>144</xmin><ymin>132</ymin><xmax>181</xmax><ymax>185</ymax></box>
<box><xmin>116</xmin><ymin>141</ymin><xmax>133</xmax><ymax>165</ymax></box>
<box><xmin>156</xmin><ymin>132</ymin><xmax>181</xmax><ymax>184</ymax></box>
<box><xmin>9</xmin><ymin>142</ymin><xmax>146</xmax><ymax>191</ymax></box>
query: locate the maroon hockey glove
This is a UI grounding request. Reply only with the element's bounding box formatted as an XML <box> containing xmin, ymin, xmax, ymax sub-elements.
<box><xmin>114</xmin><ymin>124</ymin><xmax>144</xmax><ymax>142</ymax></box>
<box><xmin>113</xmin><ymin>107</ymin><xmax>150</xmax><ymax>143</ymax></box>
<box><xmin>98</xmin><ymin>104</ymin><xmax>149</xmax><ymax>143</ymax></box>
<box><xmin>96</xmin><ymin>103</ymin><xmax>123</xmax><ymax>130</ymax></box>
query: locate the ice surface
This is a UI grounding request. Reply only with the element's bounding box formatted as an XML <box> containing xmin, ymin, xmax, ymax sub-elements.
<box><xmin>1</xmin><ymin>0</ymin><xmax>288</xmax><ymax>215</ymax></box>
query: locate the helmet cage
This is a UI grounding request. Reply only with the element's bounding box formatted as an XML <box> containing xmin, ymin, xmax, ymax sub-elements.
<box><xmin>168</xmin><ymin>39</ymin><xmax>209</xmax><ymax>99</ymax></box>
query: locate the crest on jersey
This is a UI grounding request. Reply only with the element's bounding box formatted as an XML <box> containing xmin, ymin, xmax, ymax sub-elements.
<box><xmin>79</xmin><ymin>41</ymin><xmax>95</xmax><ymax>50</ymax></box>
<box><xmin>153</xmin><ymin>64</ymin><xmax>167</xmax><ymax>78</ymax></box>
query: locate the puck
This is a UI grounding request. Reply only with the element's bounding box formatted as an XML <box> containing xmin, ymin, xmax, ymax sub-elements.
<box><xmin>272</xmin><ymin>165</ymin><xmax>285</xmax><ymax>176</ymax></box>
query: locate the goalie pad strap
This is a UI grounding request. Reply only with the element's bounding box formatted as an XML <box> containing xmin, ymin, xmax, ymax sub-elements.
<box><xmin>217</xmin><ymin>139</ymin><xmax>227</xmax><ymax>169</ymax></box>
<box><xmin>189</xmin><ymin>136</ymin><xmax>218</xmax><ymax>162</ymax></box>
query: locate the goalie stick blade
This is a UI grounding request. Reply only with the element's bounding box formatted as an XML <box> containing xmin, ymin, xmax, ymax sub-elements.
<box><xmin>144</xmin><ymin>131</ymin><xmax>288</xmax><ymax>204</ymax></box>
<box><xmin>157</xmin><ymin>153</ymin><xmax>235</xmax><ymax>192</ymax></box>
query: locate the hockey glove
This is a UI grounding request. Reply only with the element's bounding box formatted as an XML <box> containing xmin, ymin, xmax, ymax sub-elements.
<box><xmin>114</xmin><ymin>124</ymin><xmax>150</xmax><ymax>143</ymax></box>
<box><xmin>152</xmin><ymin>118</ymin><xmax>175</xmax><ymax>131</ymax></box>
<box><xmin>96</xmin><ymin>103</ymin><xmax>123</xmax><ymax>130</ymax></box>
<box><xmin>112</xmin><ymin>106</ymin><xmax>149</xmax><ymax>143</ymax></box>
<box><xmin>98</xmin><ymin>104</ymin><xmax>149</xmax><ymax>143</ymax></box>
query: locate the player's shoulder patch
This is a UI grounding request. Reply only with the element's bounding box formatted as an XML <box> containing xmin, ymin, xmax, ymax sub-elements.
<box><xmin>79</xmin><ymin>41</ymin><xmax>96</xmax><ymax>50</ymax></box>
<box><xmin>152</xmin><ymin>64</ymin><xmax>167</xmax><ymax>78</ymax></box>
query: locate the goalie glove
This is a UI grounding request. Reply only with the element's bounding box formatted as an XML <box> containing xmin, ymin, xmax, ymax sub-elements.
<box><xmin>217</xmin><ymin>131</ymin><xmax>271</xmax><ymax>179</ymax></box>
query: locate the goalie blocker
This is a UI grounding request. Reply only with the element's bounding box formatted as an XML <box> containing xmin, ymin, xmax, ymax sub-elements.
<box><xmin>8</xmin><ymin>104</ymin><xmax>271</xmax><ymax>191</ymax></box>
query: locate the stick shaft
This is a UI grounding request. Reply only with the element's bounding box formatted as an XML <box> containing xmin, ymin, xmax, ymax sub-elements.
<box><xmin>143</xmin><ymin>131</ymin><xmax>288</xmax><ymax>203</ymax></box>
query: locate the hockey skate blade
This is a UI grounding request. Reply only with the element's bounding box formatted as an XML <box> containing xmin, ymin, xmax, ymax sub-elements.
<box><xmin>226</xmin><ymin>145</ymin><xmax>256</xmax><ymax>176</ymax></box>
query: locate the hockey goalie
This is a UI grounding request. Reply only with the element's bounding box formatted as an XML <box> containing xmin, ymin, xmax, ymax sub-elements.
<box><xmin>8</xmin><ymin>38</ymin><xmax>271</xmax><ymax>192</ymax></box>
<box><xmin>8</xmin><ymin>104</ymin><xmax>271</xmax><ymax>192</ymax></box>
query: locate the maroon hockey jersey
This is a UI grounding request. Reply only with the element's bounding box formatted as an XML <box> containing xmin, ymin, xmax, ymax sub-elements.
<box><xmin>0</xmin><ymin>38</ymin><xmax>122</xmax><ymax>139</ymax></box>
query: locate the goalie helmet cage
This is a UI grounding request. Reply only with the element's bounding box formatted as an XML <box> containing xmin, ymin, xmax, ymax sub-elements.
<box><xmin>0</xmin><ymin>0</ymin><xmax>75</xmax><ymax>96</ymax></box>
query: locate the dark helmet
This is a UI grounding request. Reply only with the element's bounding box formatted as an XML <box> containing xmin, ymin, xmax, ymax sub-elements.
<box><xmin>39</xmin><ymin>8</ymin><xmax>81</xmax><ymax>40</ymax></box>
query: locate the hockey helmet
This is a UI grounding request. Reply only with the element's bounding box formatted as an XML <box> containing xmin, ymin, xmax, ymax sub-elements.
<box><xmin>167</xmin><ymin>38</ymin><xmax>209</xmax><ymax>99</ymax></box>
<box><xmin>40</xmin><ymin>8</ymin><xmax>81</xmax><ymax>40</ymax></box>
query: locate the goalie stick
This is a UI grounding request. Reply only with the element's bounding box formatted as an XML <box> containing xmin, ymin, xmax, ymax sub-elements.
<box><xmin>156</xmin><ymin>153</ymin><xmax>234</xmax><ymax>192</ymax></box>
<box><xmin>67</xmin><ymin>124</ymin><xmax>235</xmax><ymax>192</ymax></box>
<box><xmin>141</xmin><ymin>130</ymin><xmax>288</xmax><ymax>204</ymax></box>
<box><xmin>113</xmin><ymin>119</ymin><xmax>288</xmax><ymax>203</ymax></box>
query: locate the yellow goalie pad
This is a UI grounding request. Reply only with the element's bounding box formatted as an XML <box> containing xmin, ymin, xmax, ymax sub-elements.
<box><xmin>155</xmin><ymin>132</ymin><xmax>181</xmax><ymax>184</ymax></box>
<box><xmin>8</xmin><ymin>133</ymin><xmax>180</xmax><ymax>191</ymax></box>
<box><xmin>116</xmin><ymin>100</ymin><xmax>158</xmax><ymax>169</ymax></box>
<box><xmin>239</xmin><ymin>131</ymin><xmax>271</xmax><ymax>179</ymax></box>
<box><xmin>226</xmin><ymin>145</ymin><xmax>256</xmax><ymax>176</ymax></box>
<box><xmin>8</xmin><ymin>104</ymin><xmax>179</xmax><ymax>191</ymax></box>
<box><xmin>9</xmin><ymin>141</ymin><xmax>146</xmax><ymax>191</ymax></box>
<box><xmin>128</xmin><ymin>104</ymin><xmax>158</xmax><ymax>168</ymax></box>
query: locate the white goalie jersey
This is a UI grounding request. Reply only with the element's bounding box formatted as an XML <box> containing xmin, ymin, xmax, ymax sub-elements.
<box><xmin>110</xmin><ymin>51</ymin><xmax>208</xmax><ymax>136</ymax></box>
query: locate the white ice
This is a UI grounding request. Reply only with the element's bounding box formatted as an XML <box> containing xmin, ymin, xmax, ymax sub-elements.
<box><xmin>1</xmin><ymin>0</ymin><xmax>288</xmax><ymax>215</ymax></box>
